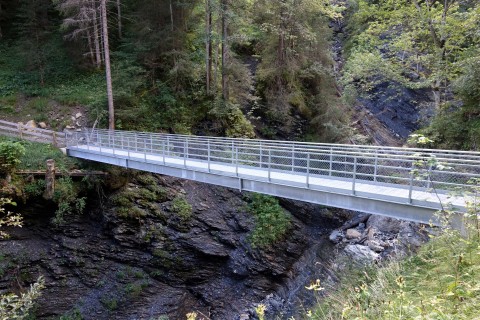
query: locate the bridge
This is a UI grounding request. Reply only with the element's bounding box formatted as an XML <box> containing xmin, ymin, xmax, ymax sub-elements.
<box><xmin>64</xmin><ymin>128</ymin><xmax>480</xmax><ymax>227</ymax></box>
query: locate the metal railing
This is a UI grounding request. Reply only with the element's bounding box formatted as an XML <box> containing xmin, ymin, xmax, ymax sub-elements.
<box><xmin>66</xmin><ymin>129</ymin><xmax>480</xmax><ymax>201</ymax></box>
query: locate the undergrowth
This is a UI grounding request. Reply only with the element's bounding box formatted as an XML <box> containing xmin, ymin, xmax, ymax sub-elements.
<box><xmin>308</xmin><ymin>179</ymin><xmax>480</xmax><ymax>320</ymax></box>
<box><xmin>0</xmin><ymin>137</ymin><xmax>80</xmax><ymax>172</ymax></box>
<box><xmin>247</xmin><ymin>194</ymin><xmax>291</xmax><ymax>248</ymax></box>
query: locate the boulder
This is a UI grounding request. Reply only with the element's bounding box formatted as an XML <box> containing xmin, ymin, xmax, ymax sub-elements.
<box><xmin>367</xmin><ymin>227</ymin><xmax>376</xmax><ymax>240</ymax></box>
<box><xmin>346</xmin><ymin>228</ymin><xmax>362</xmax><ymax>239</ymax></box>
<box><xmin>25</xmin><ymin>120</ymin><xmax>37</xmax><ymax>128</ymax></box>
<box><xmin>344</xmin><ymin>244</ymin><xmax>379</xmax><ymax>263</ymax></box>
<box><xmin>366</xmin><ymin>240</ymin><xmax>385</xmax><ymax>252</ymax></box>
<box><xmin>75</xmin><ymin>112</ymin><xmax>83</xmax><ymax>119</ymax></box>
<box><xmin>367</xmin><ymin>215</ymin><xmax>402</xmax><ymax>233</ymax></box>
<box><xmin>329</xmin><ymin>230</ymin><xmax>343</xmax><ymax>243</ymax></box>
<box><xmin>38</xmin><ymin>122</ymin><xmax>47</xmax><ymax>129</ymax></box>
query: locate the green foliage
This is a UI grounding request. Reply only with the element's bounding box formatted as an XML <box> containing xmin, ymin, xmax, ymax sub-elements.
<box><xmin>247</xmin><ymin>194</ymin><xmax>291</xmax><ymax>248</ymax></box>
<box><xmin>311</xmin><ymin>230</ymin><xmax>480</xmax><ymax>319</ymax></box>
<box><xmin>51</xmin><ymin>177</ymin><xmax>86</xmax><ymax>226</ymax></box>
<box><xmin>0</xmin><ymin>276</ymin><xmax>45</xmax><ymax>320</ymax></box>
<box><xmin>171</xmin><ymin>196</ymin><xmax>192</xmax><ymax>223</ymax></box>
<box><xmin>0</xmin><ymin>198</ymin><xmax>22</xmax><ymax>240</ymax></box>
<box><xmin>310</xmin><ymin>175</ymin><xmax>480</xmax><ymax>319</ymax></box>
<box><xmin>100</xmin><ymin>296</ymin><xmax>118</xmax><ymax>311</ymax></box>
<box><xmin>0</xmin><ymin>137</ymin><xmax>79</xmax><ymax>172</ymax></box>
<box><xmin>124</xmin><ymin>280</ymin><xmax>149</xmax><ymax>298</ymax></box>
<box><xmin>24</xmin><ymin>180</ymin><xmax>46</xmax><ymax>198</ymax></box>
<box><xmin>0</xmin><ymin>141</ymin><xmax>25</xmax><ymax>176</ymax></box>
<box><xmin>419</xmin><ymin>52</ymin><xmax>480</xmax><ymax>150</ymax></box>
<box><xmin>210</xmin><ymin>101</ymin><xmax>256</xmax><ymax>138</ymax></box>
<box><xmin>59</xmin><ymin>308</ymin><xmax>83</xmax><ymax>320</ymax></box>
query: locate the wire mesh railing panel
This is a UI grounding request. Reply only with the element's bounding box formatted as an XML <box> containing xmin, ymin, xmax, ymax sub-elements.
<box><xmin>66</xmin><ymin>129</ymin><xmax>480</xmax><ymax>200</ymax></box>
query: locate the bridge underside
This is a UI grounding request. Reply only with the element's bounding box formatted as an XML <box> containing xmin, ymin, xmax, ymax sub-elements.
<box><xmin>67</xmin><ymin>147</ymin><xmax>467</xmax><ymax>228</ymax></box>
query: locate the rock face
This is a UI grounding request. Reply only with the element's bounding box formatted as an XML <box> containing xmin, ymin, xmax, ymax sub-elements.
<box><xmin>0</xmin><ymin>174</ymin><xmax>343</xmax><ymax>320</ymax></box>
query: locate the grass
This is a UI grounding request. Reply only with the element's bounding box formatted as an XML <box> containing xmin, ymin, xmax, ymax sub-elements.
<box><xmin>310</xmin><ymin>227</ymin><xmax>480</xmax><ymax>319</ymax></box>
<box><xmin>171</xmin><ymin>196</ymin><xmax>192</xmax><ymax>223</ymax></box>
<box><xmin>247</xmin><ymin>194</ymin><xmax>292</xmax><ymax>248</ymax></box>
<box><xmin>0</xmin><ymin>137</ymin><xmax>80</xmax><ymax>172</ymax></box>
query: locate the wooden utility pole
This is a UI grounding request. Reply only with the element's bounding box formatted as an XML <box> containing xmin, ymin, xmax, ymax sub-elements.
<box><xmin>101</xmin><ymin>0</ymin><xmax>115</xmax><ymax>130</ymax></box>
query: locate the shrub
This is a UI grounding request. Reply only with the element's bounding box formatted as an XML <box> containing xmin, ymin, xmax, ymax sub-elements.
<box><xmin>51</xmin><ymin>177</ymin><xmax>86</xmax><ymax>225</ymax></box>
<box><xmin>171</xmin><ymin>196</ymin><xmax>192</xmax><ymax>223</ymax></box>
<box><xmin>24</xmin><ymin>180</ymin><xmax>46</xmax><ymax>198</ymax></box>
<box><xmin>0</xmin><ymin>276</ymin><xmax>45</xmax><ymax>320</ymax></box>
<box><xmin>0</xmin><ymin>141</ymin><xmax>25</xmax><ymax>177</ymax></box>
<box><xmin>247</xmin><ymin>194</ymin><xmax>291</xmax><ymax>248</ymax></box>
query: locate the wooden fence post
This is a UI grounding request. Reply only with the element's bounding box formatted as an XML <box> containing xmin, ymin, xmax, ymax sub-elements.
<box><xmin>43</xmin><ymin>159</ymin><xmax>55</xmax><ymax>200</ymax></box>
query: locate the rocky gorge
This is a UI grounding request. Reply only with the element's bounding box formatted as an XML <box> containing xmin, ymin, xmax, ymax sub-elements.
<box><xmin>0</xmin><ymin>166</ymin><xmax>431</xmax><ymax>319</ymax></box>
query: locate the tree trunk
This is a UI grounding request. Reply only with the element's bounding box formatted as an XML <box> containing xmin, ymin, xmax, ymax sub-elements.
<box><xmin>92</xmin><ymin>0</ymin><xmax>102</xmax><ymax>68</ymax></box>
<box><xmin>86</xmin><ymin>27</ymin><xmax>95</xmax><ymax>66</ymax></box>
<box><xmin>0</xmin><ymin>2</ymin><xmax>3</xmax><ymax>39</ymax></box>
<box><xmin>221</xmin><ymin>0</ymin><xmax>229</xmax><ymax>101</ymax></box>
<box><xmin>169</xmin><ymin>0</ymin><xmax>174</xmax><ymax>32</ymax></box>
<box><xmin>205</xmin><ymin>0</ymin><xmax>212</xmax><ymax>95</ymax></box>
<box><xmin>116</xmin><ymin>0</ymin><xmax>122</xmax><ymax>39</ymax></box>
<box><xmin>101</xmin><ymin>0</ymin><xmax>115</xmax><ymax>130</ymax></box>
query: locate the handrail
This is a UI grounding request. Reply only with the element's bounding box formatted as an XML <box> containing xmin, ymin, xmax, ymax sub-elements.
<box><xmin>83</xmin><ymin>128</ymin><xmax>480</xmax><ymax>163</ymax></box>
<box><xmin>66</xmin><ymin>128</ymin><xmax>480</xmax><ymax>203</ymax></box>
<box><xmin>0</xmin><ymin>119</ymin><xmax>66</xmax><ymax>147</ymax></box>
<box><xmin>86</xmin><ymin>128</ymin><xmax>480</xmax><ymax>156</ymax></box>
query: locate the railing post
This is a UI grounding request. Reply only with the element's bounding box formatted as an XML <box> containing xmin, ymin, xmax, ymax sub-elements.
<box><xmin>408</xmin><ymin>161</ymin><xmax>415</xmax><ymax>204</ymax></box>
<box><xmin>207</xmin><ymin>139</ymin><xmax>211</xmax><ymax>173</ymax></box>
<box><xmin>306</xmin><ymin>152</ymin><xmax>310</xmax><ymax>188</ymax></box>
<box><xmin>268</xmin><ymin>149</ymin><xmax>271</xmax><ymax>182</ymax></box>
<box><xmin>329</xmin><ymin>147</ymin><xmax>333</xmax><ymax>176</ymax></box>
<box><xmin>426</xmin><ymin>163</ymin><xmax>433</xmax><ymax>189</ymax></box>
<box><xmin>236</xmin><ymin>146</ymin><xmax>239</xmax><ymax>176</ymax></box>
<box><xmin>167</xmin><ymin>136</ymin><xmax>170</xmax><ymax>156</ymax></box>
<box><xmin>162</xmin><ymin>139</ymin><xmax>166</xmax><ymax>165</ymax></box>
<box><xmin>98</xmin><ymin>131</ymin><xmax>102</xmax><ymax>153</ymax></box>
<box><xmin>292</xmin><ymin>145</ymin><xmax>295</xmax><ymax>172</ymax></box>
<box><xmin>231</xmin><ymin>141</ymin><xmax>235</xmax><ymax>164</ymax></box>
<box><xmin>144</xmin><ymin>138</ymin><xmax>147</xmax><ymax>162</ymax></box>
<box><xmin>352</xmin><ymin>156</ymin><xmax>357</xmax><ymax>195</ymax></box>
<box><xmin>112</xmin><ymin>133</ymin><xmax>115</xmax><ymax>155</ymax></box>
<box><xmin>150</xmin><ymin>135</ymin><xmax>153</xmax><ymax>154</ymax></box>
<box><xmin>52</xmin><ymin>132</ymin><xmax>57</xmax><ymax>147</ymax></box>
<box><xmin>184</xmin><ymin>138</ymin><xmax>188</xmax><ymax>168</ymax></box>
<box><xmin>260</xmin><ymin>142</ymin><xmax>263</xmax><ymax>168</ymax></box>
<box><xmin>374</xmin><ymin>150</ymin><xmax>378</xmax><ymax>182</ymax></box>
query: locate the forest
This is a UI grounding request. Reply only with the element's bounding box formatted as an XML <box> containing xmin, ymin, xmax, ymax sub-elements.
<box><xmin>0</xmin><ymin>0</ymin><xmax>478</xmax><ymax>149</ymax></box>
<box><xmin>1</xmin><ymin>0</ymin><xmax>480</xmax><ymax>319</ymax></box>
